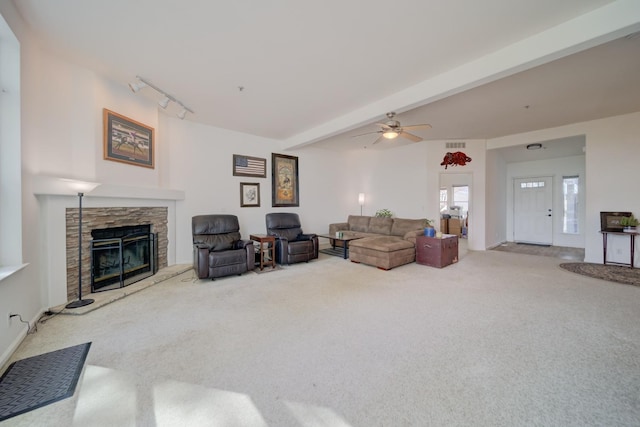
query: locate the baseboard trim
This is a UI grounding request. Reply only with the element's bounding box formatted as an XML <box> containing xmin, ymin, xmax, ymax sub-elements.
<box><xmin>486</xmin><ymin>241</ymin><xmax>507</xmax><ymax>250</ymax></box>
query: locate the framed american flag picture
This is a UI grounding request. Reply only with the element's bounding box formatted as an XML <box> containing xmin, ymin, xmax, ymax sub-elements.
<box><xmin>233</xmin><ymin>154</ymin><xmax>267</xmax><ymax>178</ymax></box>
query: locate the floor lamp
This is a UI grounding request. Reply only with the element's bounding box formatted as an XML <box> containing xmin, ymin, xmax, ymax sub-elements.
<box><xmin>62</xmin><ymin>180</ymin><xmax>101</xmax><ymax>309</ymax></box>
<box><xmin>358</xmin><ymin>193</ymin><xmax>365</xmax><ymax>216</ymax></box>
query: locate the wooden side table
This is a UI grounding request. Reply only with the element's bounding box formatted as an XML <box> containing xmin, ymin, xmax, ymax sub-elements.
<box><xmin>600</xmin><ymin>230</ymin><xmax>638</xmax><ymax>268</ymax></box>
<box><xmin>250</xmin><ymin>234</ymin><xmax>276</xmax><ymax>270</ymax></box>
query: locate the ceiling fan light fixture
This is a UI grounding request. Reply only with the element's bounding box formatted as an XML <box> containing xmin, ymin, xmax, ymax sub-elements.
<box><xmin>383</xmin><ymin>131</ymin><xmax>399</xmax><ymax>139</ymax></box>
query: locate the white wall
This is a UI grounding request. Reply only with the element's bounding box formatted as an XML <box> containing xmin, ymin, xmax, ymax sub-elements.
<box><xmin>505</xmin><ymin>155</ymin><xmax>586</xmax><ymax>248</ymax></box>
<box><xmin>485</xmin><ymin>148</ymin><xmax>507</xmax><ymax>248</ymax></box>
<box><xmin>583</xmin><ymin>112</ymin><xmax>640</xmax><ymax>265</ymax></box>
<box><xmin>163</xmin><ymin>117</ymin><xmax>353</xmax><ymax>263</ymax></box>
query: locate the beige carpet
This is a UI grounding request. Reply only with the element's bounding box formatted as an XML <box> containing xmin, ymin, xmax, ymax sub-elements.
<box><xmin>3</xmin><ymin>248</ymin><xmax>639</xmax><ymax>427</ymax></box>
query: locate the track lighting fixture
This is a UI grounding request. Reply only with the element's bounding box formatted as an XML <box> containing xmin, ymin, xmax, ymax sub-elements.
<box><xmin>129</xmin><ymin>76</ymin><xmax>194</xmax><ymax>119</ymax></box>
<box><xmin>128</xmin><ymin>81</ymin><xmax>147</xmax><ymax>93</ymax></box>
<box><xmin>158</xmin><ymin>95</ymin><xmax>170</xmax><ymax>109</ymax></box>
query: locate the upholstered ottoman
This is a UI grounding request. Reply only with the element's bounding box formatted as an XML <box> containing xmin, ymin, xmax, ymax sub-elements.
<box><xmin>349</xmin><ymin>236</ymin><xmax>416</xmax><ymax>270</ymax></box>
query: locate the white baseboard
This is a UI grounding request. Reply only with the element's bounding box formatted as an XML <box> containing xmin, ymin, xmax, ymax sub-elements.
<box><xmin>486</xmin><ymin>241</ymin><xmax>507</xmax><ymax>250</ymax></box>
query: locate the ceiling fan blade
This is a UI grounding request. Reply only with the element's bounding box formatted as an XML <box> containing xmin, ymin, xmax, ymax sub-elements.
<box><xmin>352</xmin><ymin>130</ymin><xmax>382</xmax><ymax>138</ymax></box>
<box><xmin>371</xmin><ymin>135</ymin><xmax>385</xmax><ymax>145</ymax></box>
<box><xmin>399</xmin><ymin>131</ymin><xmax>422</xmax><ymax>142</ymax></box>
<box><xmin>402</xmin><ymin>124</ymin><xmax>432</xmax><ymax>130</ymax></box>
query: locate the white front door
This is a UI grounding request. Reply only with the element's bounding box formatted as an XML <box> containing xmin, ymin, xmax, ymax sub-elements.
<box><xmin>513</xmin><ymin>176</ymin><xmax>553</xmax><ymax>245</ymax></box>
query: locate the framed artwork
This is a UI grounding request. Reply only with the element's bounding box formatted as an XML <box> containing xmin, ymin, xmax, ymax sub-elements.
<box><xmin>233</xmin><ymin>154</ymin><xmax>267</xmax><ymax>177</ymax></box>
<box><xmin>240</xmin><ymin>182</ymin><xmax>260</xmax><ymax>207</ymax></box>
<box><xmin>103</xmin><ymin>108</ymin><xmax>154</xmax><ymax>168</ymax></box>
<box><xmin>600</xmin><ymin>211</ymin><xmax>631</xmax><ymax>232</ymax></box>
<box><xmin>272</xmin><ymin>153</ymin><xmax>299</xmax><ymax>207</ymax></box>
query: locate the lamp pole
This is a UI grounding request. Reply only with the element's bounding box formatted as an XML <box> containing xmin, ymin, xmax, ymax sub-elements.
<box><xmin>65</xmin><ymin>191</ymin><xmax>94</xmax><ymax>308</ymax></box>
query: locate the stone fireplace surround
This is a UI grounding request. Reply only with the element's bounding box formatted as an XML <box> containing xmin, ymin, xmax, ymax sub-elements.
<box><xmin>65</xmin><ymin>207</ymin><xmax>168</xmax><ymax>301</ymax></box>
<box><xmin>34</xmin><ymin>177</ymin><xmax>184</xmax><ymax>307</ymax></box>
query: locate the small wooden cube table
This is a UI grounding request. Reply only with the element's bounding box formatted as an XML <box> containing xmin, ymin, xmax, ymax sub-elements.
<box><xmin>250</xmin><ymin>234</ymin><xmax>276</xmax><ymax>270</ymax></box>
<box><xmin>416</xmin><ymin>234</ymin><xmax>459</xmax><ymax>268</ymax></box>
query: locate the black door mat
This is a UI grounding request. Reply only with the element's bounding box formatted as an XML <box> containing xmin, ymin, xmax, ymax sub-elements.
<box><xmin>0</xmin><ymin>342</ymin><xmax>91</xmax><ymax>421</ymax></box>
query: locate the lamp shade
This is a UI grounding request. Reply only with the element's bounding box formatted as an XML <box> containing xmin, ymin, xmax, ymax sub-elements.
<box><xmin>59</xmin><ymin>178</ymin><xmax>101</xmax><ymax>194</ymax></box>
<box><xmin>358</xmin><ymin>193</ymin><xmax>365</xmax><ymax>205</ymax></box>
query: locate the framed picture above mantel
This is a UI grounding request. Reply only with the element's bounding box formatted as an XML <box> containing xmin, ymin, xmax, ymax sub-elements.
<box><xmin>103</xmin><ymin>109</ymin><xmax>155</xmax><ymax>168</ymax></box>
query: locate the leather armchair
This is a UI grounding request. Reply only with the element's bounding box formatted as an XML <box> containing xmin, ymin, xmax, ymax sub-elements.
<box><xmin>265</xmin><ymin>212</ymin><xmax>318</xmax><ymax>265</ymax></box>
<box><xmin>192</xmin><ymin>215</ymin><xmax>255</xmax><ymax>280</ymax></box>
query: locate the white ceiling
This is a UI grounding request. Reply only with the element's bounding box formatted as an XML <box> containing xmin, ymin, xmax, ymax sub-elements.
<box><xmin>9</xmin><ymin>0</ymin><xmax>640</xmax><ymax>159</ymax></box>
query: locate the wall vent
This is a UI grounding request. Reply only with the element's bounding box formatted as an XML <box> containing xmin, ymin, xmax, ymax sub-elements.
<box><xmin>446</xmin><ymin>142</ymin><xmax>466</xmax><ymax>149</ymax></box>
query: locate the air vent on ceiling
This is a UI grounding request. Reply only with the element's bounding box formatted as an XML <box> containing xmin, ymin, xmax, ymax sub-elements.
<box><xmin>446</xmin><ymin>142</ymin><xmax>466</xmax><ymax>149</ymax></box>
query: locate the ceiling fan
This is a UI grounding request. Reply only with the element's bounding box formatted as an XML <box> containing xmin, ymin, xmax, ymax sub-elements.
<box><xmin>353</xmin><ymin>112</ymin><xmax>432</xmax><ymax>145</ymax></box>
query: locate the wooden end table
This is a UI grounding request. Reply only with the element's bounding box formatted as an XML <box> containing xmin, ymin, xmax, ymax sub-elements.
<box><xmin>250</xmin><ymin>234</ymin><xmax>276</xmax><ymax>270</ymax></box>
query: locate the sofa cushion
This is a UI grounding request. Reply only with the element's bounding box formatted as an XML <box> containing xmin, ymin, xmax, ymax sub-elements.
<box><xmin>368</xmin><ymin>217</ymin><xmax>393</xmax><ymax>235</ymax></box>
<box><xmin>348</xmin><ymin>215</ymin><xmax>371</xmax><ymax>232</ymax></box>
<box><xmin>390</xmin><ymin>218</ymin><xmax>426</xmax><ymax>237</ymax></box>
<box><xmin>349</xmin><ymin>236</ymin><xmax>414</xmax><ymax>252</ymax></box>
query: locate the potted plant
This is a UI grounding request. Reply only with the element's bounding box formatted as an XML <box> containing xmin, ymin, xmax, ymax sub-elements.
<box><xmin>375</xmin><ymin>209</ymin><xmax>393</xmax><ymax>218</ymax></box>
<box><xmin>620</xmin><ymin>214</ymin><xmax>638</xmax><ymax>232</ymax></box>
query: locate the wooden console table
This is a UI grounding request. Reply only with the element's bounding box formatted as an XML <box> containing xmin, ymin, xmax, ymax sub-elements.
<box><xmin>250</xmin><ymin>234</ymin><xmax>276</xmax><ymax>270</ymax></box>
<box><xmin>600</xmin><ymin>230</ymin><xmax>638</xmax><ymax>268</ymax></box>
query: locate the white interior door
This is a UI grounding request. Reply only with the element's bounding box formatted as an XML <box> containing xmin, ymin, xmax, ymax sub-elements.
<box><xmin>513</xmin><ymin>176</ymin><xmax>553</xmax><ymax>245</ymax></box>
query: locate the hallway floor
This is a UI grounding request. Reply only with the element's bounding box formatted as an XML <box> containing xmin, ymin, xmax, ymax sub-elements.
<box><xmin>490</xmin><ymin>242</ymin><xmax>584</xmax><ymax>261</ymax></box>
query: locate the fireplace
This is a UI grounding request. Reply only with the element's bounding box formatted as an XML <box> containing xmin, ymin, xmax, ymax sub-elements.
<box><xmin>64</xmin><ymin>206</ymin><xmax>168</xmax><ymax>300</ymax></box>
<box><xmin>90</xmin><ymin>224</ymin><xmax>158</xmax><ymax>292</ymax></box>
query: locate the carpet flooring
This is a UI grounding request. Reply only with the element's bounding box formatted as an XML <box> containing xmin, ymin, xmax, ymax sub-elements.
<box><xmin>3</xmin><ymin>247</ymin><xmax>639</xmax><ymax>426</ymax></box>
<box><xmin>560</xmin><ymin>262</ymin><xmax>640</xmax><ymax>286</ymax></box>
<box><xmin>0</xmin><ymin>343</ymin><xmax>91</xmax><ymax>421</ymax></box>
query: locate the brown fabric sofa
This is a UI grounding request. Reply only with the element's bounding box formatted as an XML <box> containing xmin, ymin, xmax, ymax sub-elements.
<box><xmin>328</xmin><ymin>215</ymin><xmax>428</xmax><ymax>269</ymax></box>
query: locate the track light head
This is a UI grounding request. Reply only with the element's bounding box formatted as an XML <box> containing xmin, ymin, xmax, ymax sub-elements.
<box><xmin>158</xmin><ymin>95</ymin><xmax>170</xmax><ymax>109</ymax></box>
<box><xmin>129</xmin><ymin>81</ymin><xmax>147</xmax><ymax>93</ymax></box>
<box><xmin>177</xmin><ymin>107</ymin><xmax>187</xmax><ymax>120</ymax></box>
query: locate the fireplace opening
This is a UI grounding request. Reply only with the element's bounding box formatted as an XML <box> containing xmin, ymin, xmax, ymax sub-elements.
<box><xmin>90</xmin><ymin>224</ymin><xmax>158</xmax><ymax>292</ymax></box>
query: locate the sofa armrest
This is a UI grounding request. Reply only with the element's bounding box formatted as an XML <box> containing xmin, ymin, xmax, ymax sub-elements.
<box><xmin>298</xmin><ymin>233</ymin><xmax>317</xmax><ymax>241</ymax></box>
<box><xmin>234</xmin><ymin>239</ymin><xmax>253</xmax><ymax>249</ymax></box>
<box><xmin>403</xmin><ymin>229</ymin><xmax>424</xmax><ymax>244</ymax></box>
<box><xmin>329</xmin><ymin>222</ymin><xmax>349</xmax><ymax>234</ymax></box>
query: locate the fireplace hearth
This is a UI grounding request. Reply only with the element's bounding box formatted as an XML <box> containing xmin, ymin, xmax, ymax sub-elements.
<box><xmin>90</xmin><ymin>224</ymin><xmax>158</xmax><ymax>292</ymax></box>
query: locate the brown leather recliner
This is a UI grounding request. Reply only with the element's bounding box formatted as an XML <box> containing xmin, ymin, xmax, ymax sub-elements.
<box><xmin>192</xmin><ymin>215</ymin><xmax>255</xmax><ymax>280</ymax></box>
<box><xmin>265</xmin><ymin>212</ymin><xmax>318</xmax><ymax>265</ymax></box>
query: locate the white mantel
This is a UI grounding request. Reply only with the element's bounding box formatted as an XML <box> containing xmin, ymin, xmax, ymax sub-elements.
<box><xmin>33</xmin><ymin>175</ymin><xmax>185</xmax><ymax>307</ymax></box>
